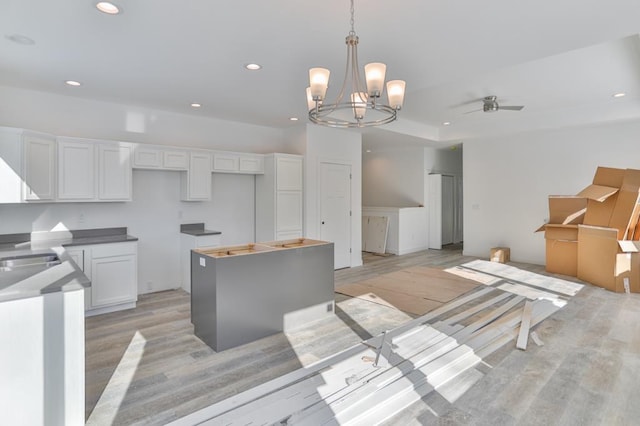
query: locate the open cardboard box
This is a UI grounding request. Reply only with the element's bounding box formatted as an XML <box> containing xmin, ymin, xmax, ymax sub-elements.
<box><xmin>536</xmin><ymin>196</ymin><xmax>587</xmax><ymax>276</ymax></box>
<box><xmin>577</xmin><ymin>224</ymin><xmax>640</xmax><ymax>293</ymax></box>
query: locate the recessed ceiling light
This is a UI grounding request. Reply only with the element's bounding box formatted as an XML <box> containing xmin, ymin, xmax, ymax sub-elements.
<box><xmin>65</xmin><ymin>80</ymin><xmax>82</xmax><ymax>87</ymax></box>
<box><xmin>245</xmin><ymin>63</ymin><xmax>262</xmax><ymax>71</ymax></box>
<box><xmin>191</xmin><ymin>103</ymin><xmax>201</xmax><ymax>108</ymax></box>
<box><xmin>4</xmin><ymin>34</ymin><xmax>35</xmax><ymax>45</ymax></box>
<box><xmin>613</xmin><ymin>92</ymin><xmax>626</xmax><ymax>98</ymax></box>
<box><xmin>443</xmin><ymin>121</ymin><xmax>451</xmax><ymax>126</ymax></box>
<box><xmin>96</xmin><ymin>2</ymin><xmax>121</xmax><ymax>15</ymax></box>
<box><xmin>365</xmin><ymin>149</ymin><xmax>372</xmax><ymax>153</ymax></box>
<box><xmin>289</xmin><ymin>117</ymin><xmax>298</xmax><ymax>121</ymax></box>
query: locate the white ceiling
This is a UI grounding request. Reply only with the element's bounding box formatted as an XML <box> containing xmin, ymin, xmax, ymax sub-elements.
<box><xmin>2</xmin><ymin>0</ymin><xmax>640</xmax><ymax>147</ymax></box>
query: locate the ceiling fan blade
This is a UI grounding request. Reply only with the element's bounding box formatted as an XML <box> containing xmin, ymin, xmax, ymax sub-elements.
<box><xmin>499</xmin><ymin>105</ymin><xmax>524</xmax><ymax>111</ymax></box>
<box><xmin>464</xmin><ymin>108</ymin><xmax>483</xmax><ymax>114</ymax></box>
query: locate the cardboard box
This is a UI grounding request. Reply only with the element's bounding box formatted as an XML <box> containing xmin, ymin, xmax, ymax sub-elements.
<box><xmin>544</xmin><ymin>224</ymin><xmax>579</xmax><ymax>276</ymax></box>
<box><xmin>577</xmin><ymin>224</ymin><xmax>640</xmax><ymax>293</ymax></box>
<box><xmin>608</xmin><ymin>169</ymin><xmax>640</xmax><ymax>239</ymax></box>
<box><xmin>579</xmin><ymin>167</ymin><xmax>623</xmax><ymax>227</ymax></box>
<box><xmin>535</xmin><ymin>196</ymin><xmax>587</xmax><ymax>233</ymax></box>
<box><xmin>490</xmin><ymin>247</ymin><xmax>510</xmax><ymax>263</ymax></box>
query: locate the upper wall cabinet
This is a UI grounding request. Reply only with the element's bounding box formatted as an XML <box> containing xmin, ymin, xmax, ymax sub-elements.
<box><xmin>181</xmin><ymin>152</ymin><xmax>212</xmax><ymax>201</ymax></box>
<box><xmin>0</xmin><ymin>127</ymin><xmax>56</xmax><ymax>204</ymax></box>
<box><xmin>212</xmin><ymin>152</ymin><xmax>264</xmax><ymax>174</ymax></box>
<box><xmin>132</xmin><ymin>144</ymin><xmax>188</xmax><ymax>171</ymax></box>
<box><xmin>58</xmin><ymin>137</ymin><xmax>132</xmax><ymax>202</ymax></box>
<box><xmin>22</xmin><ymin>133</ymin><xmax>56</xmax><ymax>202</ymax></box>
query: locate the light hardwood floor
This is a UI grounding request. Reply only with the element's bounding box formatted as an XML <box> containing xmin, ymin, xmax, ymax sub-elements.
<box><xmin>85</xmin><ymin>248</ymin><xmax>640</xmax><ymax>425</ymax></box>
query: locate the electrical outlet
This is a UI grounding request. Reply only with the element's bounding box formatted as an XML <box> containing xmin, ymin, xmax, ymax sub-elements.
<box><xmin>78</xmin><ymin>212</ymin><xmax>85</xmax><ymax>224</ymax></box>
<box><xmin>326</xmin><ymin>303</ymin><xmax>334</xmax><ymax>312</ymax></box>
<box><xmin>199</xmin><ymin>257</ymin><xmax>206</xmax><ymax>267</ymax></box>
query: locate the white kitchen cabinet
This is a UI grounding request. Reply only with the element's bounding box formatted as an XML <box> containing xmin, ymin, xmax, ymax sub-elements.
<box><xmin>181</xmin><ymin>151</ymin><xmax>212</xmax><ymax>201</ymax></box>
<box><xmin>0</xmin><ymin>127</ymin><xmax>57</xmax><ymax>204</ymax></box>
<box><xmin>163</xmin><ymin>150</ymin><xmax>188</xmax><ymax>170</ymax></box>
<box><xmin>58</xmin><ymin>138</ymin><xmax>131</xmax><ymax>201</ymax></box>
<box><xmin>133</xmin><ymin>145</ymin><xmax>161</xmax><ymax>168</ymax></box>
<box><xmin>57</xmin><ymin>139</ymin><xmax>95</xmax><ymax>200</ymax></box>
<box><xmin>212</xmin><ymin>152</ymin><xmax>264</xmax><ymax>174</ymax></box>
<box><xmin>76</xmin><ymin>242</ymin><xmax>138</xmax><ymax>316</ymax></box>
<box><xmin>98</xmin><ymin>143</ymin><xmax>132</xmax><ymax>200</ymax></box>
<box><xmin>22</xmin><ymin>133</ymin><xmax>56</xmax><ymax>201</ymax></box>
<box><xmin>132</xmin><ymin>144</ymin><xmax>188</xmax><ymax>170</ymax></box>
<box><xmin>256</xmin><ymin>153</ymin><xmax>304</xmax><ymax>241</ymax></box>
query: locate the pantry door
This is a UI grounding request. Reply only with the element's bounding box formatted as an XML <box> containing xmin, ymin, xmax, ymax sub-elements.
<box><xmin>319</xmin><ymin>162</ymin><xmax>352</xmax><ymax>269</ymax></box>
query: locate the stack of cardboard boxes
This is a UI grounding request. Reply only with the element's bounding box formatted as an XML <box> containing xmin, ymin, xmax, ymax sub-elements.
<box><xmin>537</xmin><ymin>167</ymin><xmax>640</xmax><ymax>293</ymax></box>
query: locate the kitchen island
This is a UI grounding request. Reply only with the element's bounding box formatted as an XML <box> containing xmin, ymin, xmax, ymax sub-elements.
<box><xmin>191</xmin><ymin>238</ymin><xmax>334</xmax><ymax>351</ymax></box>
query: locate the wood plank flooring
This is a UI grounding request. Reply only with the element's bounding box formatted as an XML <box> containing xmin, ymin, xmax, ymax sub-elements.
<box><xmin>85</xmin><ymin>248</ymin><xmax>640</xmax><ymax>425</ymax></box>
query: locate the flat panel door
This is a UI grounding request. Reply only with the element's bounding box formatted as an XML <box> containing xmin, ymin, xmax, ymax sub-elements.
<box><xmin>442</xmin><ymin>175</ymin><xmax>455</xmax><ymax>245</ymax></box>
<box><xmin>58</xmin><ymin>141</ymin><xmax>94</xmax><ymax>200</ymax></box>
<box><xmin>276</xmin><ymin>156</ymin><xmax>303</xmax><ymax>191</ymax></box>
<box><xmin>91</xmin><ymin>255</ymin><xmax>137</xmax><ymax>307</ymax></box>
<box><xmin>98</xmin><ymin>144</ymin><xmax>131</xmax><ymax>200</ymax></box>
<box><xmin>23</xmin><ymin>135</ymin><xmax>55</xmax><ymax>201</ymax></box>
<box><xmin>163</xmin><ymin>151</ymin><xmax>188</xmax><ymax>170</ymax></box>
<box><xmin>276</xmin><ymin>191</ymin><xmax>303</xmax><ymax>232</ymax></box>
<box><xmin>428</xmin><ymin>174</ymin><xmax>442</xmax><ymax>249</ymax></box>
<box><xmin>320</xmin><ymin>162</ymin><xmax>351</xmax><ymax>269</ymax></box>
<box><xmin>189</xmin><ymin>153</ymin><xmax>212</xmax><ymax>200</ymax></box>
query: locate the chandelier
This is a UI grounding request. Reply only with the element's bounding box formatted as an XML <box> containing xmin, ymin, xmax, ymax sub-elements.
<box><xmin>306</xmin><ymin>0</ymin><xmax>406</xmax><ymax>128</ymax></box>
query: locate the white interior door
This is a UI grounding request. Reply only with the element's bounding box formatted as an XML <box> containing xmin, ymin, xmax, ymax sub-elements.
<box><xmin>442</xmin><ymin>175</ymin><xmax>455</xmax><ymax>245</ymax></box>
<box><xmin>320</xmin><ymin>162</ymin><xmax>351</xmax><ymax>269</ymax></box>
<box><xmin>428</xmin><ymin>174</ymin><xmax>442</xmax><ymax>249</ymax></box>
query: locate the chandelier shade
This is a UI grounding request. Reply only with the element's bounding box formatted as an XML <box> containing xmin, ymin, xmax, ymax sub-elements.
<box><xmin>307</xmin><ymin>0</ymin><xmax>406</xmax><ymax>128</ymax></box>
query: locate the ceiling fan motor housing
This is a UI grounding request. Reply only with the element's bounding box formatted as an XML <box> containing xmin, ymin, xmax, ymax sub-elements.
<box><xmin>483</xmin><ymin>96</ymin><xmax>499</xmax><ymax>112</ymax></box>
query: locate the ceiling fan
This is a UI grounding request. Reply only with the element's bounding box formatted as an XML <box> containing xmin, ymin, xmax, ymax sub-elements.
<box><xmin>465</xmin><ymin>96</ymin><xmax>524</xmax><ymax>114</ymax></box>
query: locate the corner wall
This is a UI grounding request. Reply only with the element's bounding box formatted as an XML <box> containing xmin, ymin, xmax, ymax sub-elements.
<box><xmin>463</xmin><ymin>119</ymin><xmax>640</xmax><ymax>264</ymax></box>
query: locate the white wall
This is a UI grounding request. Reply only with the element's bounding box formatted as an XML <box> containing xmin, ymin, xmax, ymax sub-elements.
<box><xmin>301</xmin><ymin>125</ymin><xmax>363</xmax><ymax>268</ymax></box>
<box><xmin>0</xmin><ymin>86</ymin><xmax>285</xmax><ymax>152</ymax></box>
<box><xmin>426</xmin><ymin>146</ymin><xmax>463</xmax><ymax>176</ymax></box>
<box><xmin>463</xmin><ymin>119</ymin><xmax>640</xmax><ymax>264</ymax></box>
<box><xmin>362</xmin><ymin>146</ymin><xmax>425</xmax><ymax>207</ymax></box>
<box><xmin>0</xmin><ymin>171</ymin><xmax>255</xmax><ymax>293</ymax></box>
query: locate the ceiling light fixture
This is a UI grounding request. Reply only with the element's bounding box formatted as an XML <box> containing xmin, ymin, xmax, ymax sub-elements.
<box><xmin>96</xmin><ymin>2</ymin><xmax>121</xmax><ymax>15</ymax></box>
<box><xmin>443</xmin><ymin>121</ymin><xmax>451</xmax><ymax>126</ymax></box>
<box><xmin>289</xmin><ymin>117</ymin><xmax>299</xmax><ymax>121</ymax></box>
<box><xmin>307</xmin><ymin>0</ymin><xmax>406</xmax><ymax>128</ymax></box>
<box><xmin>245</xmin><ymin>63</ymin><xmax>262</xmax><ymax>71</ymax></box>
<box><xmin>191</xmin><ymin>103</ymin><xmax>201</xmax><ymax>108</ymax></box>
<box><xmin>613</xmin><ymin>92</ymin><xmax>626</xmax><ymax>98</ymax></box>
<box><xmin>65</xmin><ymin>80</ymin><xmax>82</xmax><ymax>86</ymax></box>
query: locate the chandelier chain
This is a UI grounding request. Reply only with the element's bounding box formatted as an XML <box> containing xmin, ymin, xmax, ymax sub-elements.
<box><xmin>349</xmin><ymin>0</ymin><xmax>355</xmax><ymax>35</ymax></box>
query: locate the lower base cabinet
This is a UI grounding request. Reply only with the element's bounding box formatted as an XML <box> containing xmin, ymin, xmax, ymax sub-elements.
<box><xmin>66</xmin><ymin>242</ymin><xmax>138</xmax><ymax>316</ymax></box>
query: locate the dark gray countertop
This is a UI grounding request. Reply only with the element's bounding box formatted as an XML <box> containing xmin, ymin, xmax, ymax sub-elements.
<box><xmin>0</xmin><ymin>227</ymin><xmax>137</xmax><ymax>304</ymax></box>
<box><xmin>180</xmin><ymin>223</ymin><xmax>222</xmax><ymax>237</ymax></box>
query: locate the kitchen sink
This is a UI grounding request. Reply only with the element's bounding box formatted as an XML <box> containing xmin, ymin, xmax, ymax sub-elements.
<box><xmin>0</xmin><ymin>253</ymin><xmax>61</xmax><ymax>272</ymax></box>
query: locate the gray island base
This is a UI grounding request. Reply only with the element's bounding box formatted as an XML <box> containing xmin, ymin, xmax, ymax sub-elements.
<box><xmin>191</xmin><ymin>239</ymin><xmax>334</xmax><ymax>352</ymax></box>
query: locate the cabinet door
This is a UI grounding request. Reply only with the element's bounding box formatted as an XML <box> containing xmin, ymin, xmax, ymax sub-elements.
<box><xmin>133</xmin><ymin>146</ymin><xmax>161</xmax><ymax>169</ymax></box>
<box><xmin>276</xmin><ymin>191</ymin><xmax>303</xmax><ymax>232</ymax></box>
<box><xmin>276</xmin><ymin>157</ymin><xmax>303</xmax><ymax>191</ymax></box>
<box><xmin>58</xmin><ymin>140</ymin><xmax>95</xmax><ymax>200</ymax></box>
<box><xmin>212</xmin><ymin>153</ymin><xmax>239</xmax><ymax>173</ymax></box>
<box><xmin>98</xmin><ymin>144</ymin><xmax>132</xmax><ymax>200</ymax></box>
<box><xmin>163</xmin><ymin>151</ymin><xmax>188</xmax><ymax>170</ymax></box>
<box><xmin>91</xmin><ymin>255</ymin><xmax>137</xmax><ymax>308</ymax></box>
<box><xmin>239</xmin><ymin>155</ymin><xmax>264</xmax><ymax>174</ymax></box>
<box><xmin>0</xmin><ymin>130</ymin><xmax>22</xmax><ymax>203</ymax></box>
<box><xmin>184</xmin><ymin>152</ymin><xmax>211</xmax><ymax>200</ymax></box>
<box><xmin>22</xmin><ymin>134</ymin><xmax>56</xmax><ymax>201</ymax></box>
